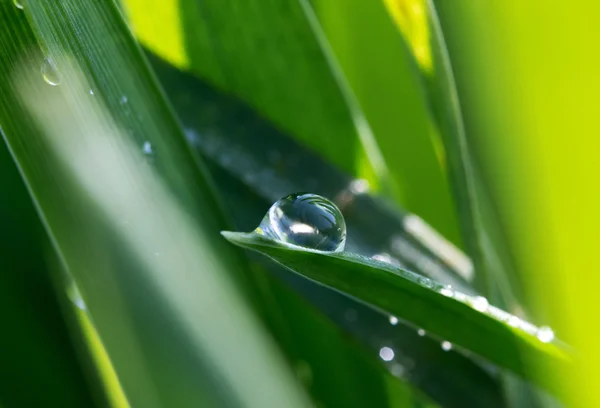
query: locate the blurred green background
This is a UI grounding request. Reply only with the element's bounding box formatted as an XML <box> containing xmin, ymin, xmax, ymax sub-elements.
<box><xmin>0</xmin><ymin>0</ymin><xmax>597</xmax><ymax>407</ymax></box>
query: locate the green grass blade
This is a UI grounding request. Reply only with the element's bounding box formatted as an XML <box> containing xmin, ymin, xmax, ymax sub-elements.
<box><xmin>0</xmin><ymin>0</ymin><xmax>311</xmax><ymax>406</ymax></box>
<box><xmin>222</xmin><ymin>231</ymin><xmax>571</xmax><ymax>398</ymax></box>
<box><xmin>303</xmin><ymin>0</ymin><xmax>462</xmax><ymax>247</ymax></box>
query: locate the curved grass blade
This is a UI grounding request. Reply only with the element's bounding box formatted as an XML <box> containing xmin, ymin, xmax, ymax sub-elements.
<box><xmin>222</xmin><ymin>231</ymin><xmax>572</xmax><ymax>398</ymax></box>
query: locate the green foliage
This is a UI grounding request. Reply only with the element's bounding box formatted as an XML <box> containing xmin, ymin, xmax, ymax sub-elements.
<box><xmin>0</xmin><ymin>0</ymin><xmax>570</xmax><ymax>407</ymax></box>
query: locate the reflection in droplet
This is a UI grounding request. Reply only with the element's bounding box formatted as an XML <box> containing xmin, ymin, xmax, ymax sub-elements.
<box><xmin>13</xmin><ymin>0</ymin><xmax>24</xmax><ymax>9</ymax></box>
<box><xmin>536</xmin><ymin>326</ymin><xmax>555</xmax><ymax>343</ymax></box>
<box><xmin>441</xmin><ymin>341</ymin><xmax>452</xmax><ymax>351</ymax></box>
<box><xmin>417</xmin><ymin>329</ymin><xmax>426</xmax><ymax>336</ymax></box>
<box><xmin>389</xmin><ymin>316</ymin><xmax>399</xmax><ymax>326</ymax></box>
<box><xmin>89</xmin><ymin>89</ymin><xmax>95</xmax><ymax>96</ymax></box>
<box><xmin>41</xmin><ymin>58</ymin><xmax>61</xmax><ymax>86</ymax></box>
<box><xmin>379</xmin><ymin>347</ymin><xmax>395</xmax><ymax>362</ymax></box>
<box><xmin>257</xmin><ymin>193</ymin><xmax>346</xmax><ymax>252</ymax></box>
<box><xmin>471</xmin><ymin>296</ymin><xmax>489</xmax><ymax>312</ymax></box>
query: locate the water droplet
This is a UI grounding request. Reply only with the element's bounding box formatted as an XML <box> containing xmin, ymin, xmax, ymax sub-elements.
<box><xmin>120</xmin><ymin>95</ymin><xmax>128</xmax><ymax>104</ymax></box>
<box><xmin>389</xmin><ymin>316</ymin><xmax>399</xmax><ymax>325</ymax></box>
<box><xmin>441</xmin><ymin>341</ymin><xmax>452</xmax><ymax>351</ymax></box>
<box><xmin>536</xmin><ymin>326</ymin><xmax>555</xmax><ymax>343</ymax></box>
<box><xmin>418</xmin><ymin>276</ymin><xmax>433</xmax><ymax>288</ymax></box>
<box><xmin>440</xmin><ymin>285</ymin><xmax>454</xmax><ymax>297</ymax></box>
<box><xmin>379</xmin><ymin>346</ymin><xmax>395</xmax><ymax>362</ymax></box>
<box><xmin>89</xmin><ymin>89</ymin><xmax>95</xmax><ymax>96</ymax></box>
<box><xmin>257</xmin><ymin>193</ymin><xmax>346</xmax><ymax>252</ymax></box>
<box><xmin>349</xmin><ymin>178</ymin><xmax>369</xmax><ymax>194</ymax></box>
<box><xmin>142</xmin><ymin>141</ymin><xmax>153</xmax><ymax>155</ymax></box>
<box><xmin>471</xmin><ymin>296</ymin><xmax>489</xmax><ymax>312</ymax></box>
<box><xmin>41</xmin><ymin>57</ymin><xmax>61</xmax><ymax>86</ymax></box>
<box><xmin>67</xmin><ymin>283</ymin><xmax>86</xmax><ymax>310</ymax></box>
<box><xmin>508</xmin><ymin>315</ymin><xmax>521</xmax><ymax>327</ymax></box>
<box><xmin>417</xmin><ymin>329</ymin><xmax>426</xmax><ymax>336</ymax></box>
<box><xmin>13</xmin><ymin>0</ymin><xmax>24</xmax><ymax>9</ymax></box>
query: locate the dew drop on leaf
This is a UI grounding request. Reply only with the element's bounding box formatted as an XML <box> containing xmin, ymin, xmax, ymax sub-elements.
<box><xmin>41</xmin><ymin>57</ymin><xmax>61</xmax><ymax>86</ymax></box>
<box><xmin>379</xmin><ymin>346</ymin><xmax>395</xmax><ymax>362</ymax></box>
<box><xmin>440</xmin><ymin>285</ymin><xmax>454</xmax><ymax>297</ymax></box>
<box><xmin>536</xmin><ymin>326</ymin><xmax>555</xmax><ymax>343</ymax></box>
<box><xmin>13</xmin><ymin>0</ymin><xmax>24</xmax><ymax>9</ymax></box>
<box><xmin>441</xmin><ymin>341</ymin><xmax>452</xmax><ymax>351</ymax></box>
<box><xmin>389</xmin><ymin>315</ymin><xmax>399</xmax><ymax>325</ymax></box>
<box><xmin>257</xmin><ymin>193</ymin><xmax>346</xmax><ymax>252</ymax></box>
<box><xmin>417</xmin><ymin>328</ymin><xmax>426</xmax><ymax>336</ymax></box>
<box><xmin>471</xmin><ymin>296</ymin><xmax>489</xmax><ymax>312</ymax></box>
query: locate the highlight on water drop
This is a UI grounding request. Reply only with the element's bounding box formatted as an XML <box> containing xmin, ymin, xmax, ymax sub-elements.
<box><xmin>256</xmin><ymin>193</ymin><xmax>346</xmax><ymax>252</ymax></box>
<box><xmin>13</xmin><ymin>0</ymin><xmax>24</xmax><ymax>9</ymax></box>
<box><xmin>379</xmin><ymin>346</ymin><xmax>395</xmax><ymax>362</ymax></box>
<box><xmin>389</xmin><ymin>315</ymin><xmax>399</xmax><ymax>325</ymax></box>
<box><xmin>441</xmin><ymin>341</ymin><xmax>452</xmax><ymax>351</ymax></box>
<box><xmin>41</xmin><ymin>57</ymin><xmax>61</xmax><ymax>86</ymax></box>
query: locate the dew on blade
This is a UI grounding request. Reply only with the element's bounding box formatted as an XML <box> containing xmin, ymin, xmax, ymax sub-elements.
<box><xmin>441</xmin><ymin>341</ymin><xmax>452</xmax><ymax>351</ymax></box>
<box><xmin>14</xmin><ymin>0</ymin><xmax>24</xmax><ymax>9</ymax></box>
<box><xmin>257</xmin><ymin>193</ymin><xmax>346</xmax><ymax>252</ymax></box>
<box><xmin>536</xmin><ymin>326</ymin><xmax>555</xmax><ymax>343</ymax></box>
<box><xmin>41</xmin><ymin>58</ymin><xmax>61</xmax><ymax>86</ymax></box>
<box><xmin>379</xmin><ymin>347</ymin><xmax>395</xmax><ymax>362</ymax></box>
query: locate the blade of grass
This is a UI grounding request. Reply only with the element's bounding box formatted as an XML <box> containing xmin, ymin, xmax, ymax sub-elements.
<box><xmin>223</xmin><ymin>231</ymin><xmax>572</xmax><ymax>399</ymax></box>
<box><xmin>0</xmin><ymin>0</ymin><xmax>311</xmax><ymax>406</ymax></box>
<box><xmin>304</xmin><ymin>0</ymin><xmax>462</xmax><ymax>248</ymax></box>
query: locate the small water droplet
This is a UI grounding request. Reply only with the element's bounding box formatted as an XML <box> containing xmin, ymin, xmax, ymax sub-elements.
<box><xmin>471</xmin><ymin>296</ymin><xmax>489</xmax><ymax>312</ymax></box>
<box><xmin>13</xmin><ymin>0</ymin><xmax>24</xmax><ymax>9</ymax></box>
<box><xmin>89</xmin><ymin>89</ymin><xmax>94</xmax><ymax>95</ymax></box>
<box><xmin>379</xmin><ymin>346</ymin><xmax>395</xmax><ymax>362</ymax></box>
<box><xmin>389</xmin><ymin>316</ymin><xmax>399</xmax><ymax>325</ymax></box>
<box><xmin>68</xmin><ymin>283</ymin><xmax>86</xmax><ymax>310</ymax></box>
<box><xmin>441</xmin><ymin>341</ymin><xmax>452</xmax><ymax>351</ymax></box>
<box><xmin>417</xmin><ymin>329</ymin><xmax>426</xmax><ymax>336</ymax></box>
<box><xmin>440</xmin><ymin>285</ymin><xmax>454</xmax><ymax>297</ymax></box>
<box><xmin>536</xmin><ymin>326</ymin><xmax>555</xmax><ymax>343</ymax></box>
<box><xmin>120</xmin><ymin>95</ymin><xmax>128</xmax><ymax>104</ymax></box>
<box><xmin>349</xmin><ymin>178</ymin><xmax>369</xmax><ymax>194</ymax></box>
<box><xmin>142</xmin><ymin>141</ymin><xmax>153</xmax><ymax>155</ymax></box>
<box><xmin>508</xmin><ymin>315</ymin><xmax>521</xmax><ymax>327</ymax></box>
<box><xmin>41</xmin><ymin>57</ymin><xmax>61</xmax><ymax>86</ymax></box>
<box><xmin>418</xmin><ymin>276</ymin><xmax>433</xmax><ymax>288</ymax></box>
<box><xmin>257</xmin><ymin>193</ymin><xmax>346</xmax><ymax>252</ymax></box>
